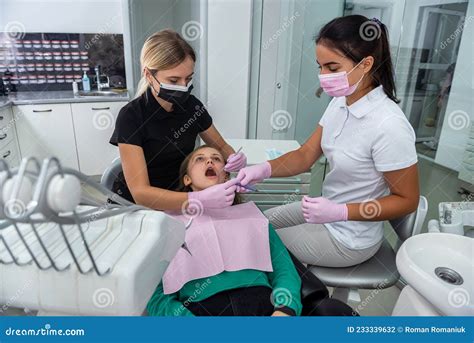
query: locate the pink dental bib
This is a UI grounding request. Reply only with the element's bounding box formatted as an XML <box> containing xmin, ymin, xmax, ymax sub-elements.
<box><xmin>162</xmin><ymin>202</ymin><xmax>273</xmax><ymax>294</ymax></box>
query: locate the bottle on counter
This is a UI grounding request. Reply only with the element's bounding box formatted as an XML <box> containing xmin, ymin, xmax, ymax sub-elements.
<box><xmin>72</xmin><ymin>81</ymin><xmax>79</xmax><ymax>95</ymax></box>
<box><xmin>82</xmin><ymin>71</ymin><xmax>90</xmax><ymax>92</ymax></box>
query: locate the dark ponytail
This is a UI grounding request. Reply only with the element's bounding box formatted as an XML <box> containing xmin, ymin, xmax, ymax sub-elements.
<box><xmin>316</xmin><ymin>15</ymin><xmax>399</xmax><ymax>103</ymax></box>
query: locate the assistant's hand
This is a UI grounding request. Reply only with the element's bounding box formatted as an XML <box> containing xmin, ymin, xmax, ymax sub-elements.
<box><xmin>188</xmin><ymin>178</ymin><xmax>239</xmax><ymax>209</ymax></box>
<box><xmin>235</xmin><ymin>162</ymin><xmax>272</xmax><ymax>187</ymax></box>
<box><xmin>302</xmin><ymin>196</ymin><xmax>348</xmax><ymax>224</ymax></box>
<box><xmin>224</xmin><ymin>152</ymin><xmax>247</xmax><ymax>172</ymax></box>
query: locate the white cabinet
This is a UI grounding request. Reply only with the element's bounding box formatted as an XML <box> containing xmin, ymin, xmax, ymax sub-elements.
<box><xmin>13</xmin><ymin>101</ymin><xmax>126</xmax><ymax>175</ymax></box>
<box><xmin>13</xmin><ymin>104</ymin><xmax>79</xmax><ymax>169</ymax></box>
<box><xmin>71</xmin><ymin>102</ymin><xmax>126</xmax><ymax>175</ymax></box>
<box><xmin>0</xmin><ymin>106</ymin><xmax>21</xmax><ymax>167</ymax></box>
<box><xmin>1</xmin><ymin>139</ymin><xmax>21</xmax><ymax>167</ymax></box>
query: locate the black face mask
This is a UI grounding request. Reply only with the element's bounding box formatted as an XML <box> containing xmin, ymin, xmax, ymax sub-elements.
<box><xmin>149</xmin><ymin>71</ymin><xmax>194</xmax><ymax>106</ymax></box>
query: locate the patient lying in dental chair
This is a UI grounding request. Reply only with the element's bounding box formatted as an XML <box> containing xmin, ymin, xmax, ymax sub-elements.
<box><xmin>146</xmin><ymin>145</ymin><xmax>302</xmax><ymax>316</ymax></box>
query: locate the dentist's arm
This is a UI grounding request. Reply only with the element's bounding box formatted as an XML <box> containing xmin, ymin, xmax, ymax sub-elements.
<box><xmin>347</xmin><ymin>164</ymin><xmax>420</xmax><ymax>220</ymax></box>
<box><xmin>237</xmin><ymin>126</ymin><xmax>323</xmax><ymax>186</ymax></box>
<box><xmin>119</xmin><ymin>144</ymin><xmax>187</xmax><ymax>210</ymax></box>
<box><xmin>270</xmin><ymin>125</ymin><xmax>323</xmax><ymax>177</ymax></box>
<box><xmin>302</xmin><ymin>164</ymin><xmax>420</xmax><ymax>224</ymax></box>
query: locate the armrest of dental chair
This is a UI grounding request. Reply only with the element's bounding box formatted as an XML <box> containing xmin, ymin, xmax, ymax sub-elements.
<box><xmin>101</xmin><ymin>157</ymin><xmax>122</xmax><ymax>190</ymax></box>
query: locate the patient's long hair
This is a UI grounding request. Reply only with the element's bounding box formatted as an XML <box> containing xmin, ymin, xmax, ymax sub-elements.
<box><xmin>177</xmin><ymin>145</ymin><xmax>242</xmax><ymax>205</ymax></box>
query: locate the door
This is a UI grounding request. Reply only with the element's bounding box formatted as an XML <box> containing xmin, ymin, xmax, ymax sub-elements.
<box><xmin>403</xmin><ymin>7</ymin><xmax>466</xmax><ymax>145</ymax></box>
<box><xmin>251</xmin><ymin>0</ymin><xmax>345</xmax><ymax>143</ymax></box>
<box><xmin>126</xmin><ymin>0</ymin><xmax>205</xmax><ymax>100</ymax></box>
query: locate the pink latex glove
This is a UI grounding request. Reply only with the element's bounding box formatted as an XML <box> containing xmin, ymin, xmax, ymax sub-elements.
<box><xmin>236</xmin><ymin>162</ymin><xmax>272</xmax><ymax>187</ymax></box>
<box><xmin>188</xmin><ymin>178</ymin><xmax>239</xmax><ymax>209</ymax></box>
<box><xmin>224</xmin><ymin>152</ymin><xmax>247</xmax><ymax>172</ymax></box>
<box><xmin>302</xmin><ymin>196</ymin><xmax>348</xmax><ymax>224</ymax></box>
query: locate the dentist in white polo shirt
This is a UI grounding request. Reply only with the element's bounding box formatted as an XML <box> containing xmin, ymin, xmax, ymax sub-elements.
<box><xmin>236</xmin><ymin>15</ymin><xmax>420</xmax><ymax>267</ymax></box>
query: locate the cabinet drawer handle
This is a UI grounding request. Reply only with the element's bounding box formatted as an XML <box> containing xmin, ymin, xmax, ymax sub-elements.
<box><xmin>2</xmin><ymin>150</ymin><xmax>11</xmax><ymax>158</ymax></box>
<box><xmin>91</xmin><ymin>107</ymin><xmax>110</xmax><ymax>110</ymax></box>
<box><xmin>0</xmin><ymin>133</ymin><xmax>7</xmax><ymax>140</ymax></box>
<box><xmin>32</xmin><ymin>109</ymin><xmax>53</xmax><ymax>113</ymax></box>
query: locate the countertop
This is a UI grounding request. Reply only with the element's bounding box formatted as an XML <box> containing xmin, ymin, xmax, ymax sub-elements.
<box><xmin>226</xmin><ymin>138</ymin><xmax>300</xmax><ymax>165</ymax></box>
<box><xmin>0</xmin><ymin>90</ymin><xmax>130</xmax><ymax>108</ymax></box>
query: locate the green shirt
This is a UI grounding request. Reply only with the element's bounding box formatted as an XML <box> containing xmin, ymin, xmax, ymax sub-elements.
<box><xmin>147</xmin><ymin>225</ymin><xmax>302</xmax><ymax>316</ymax></box>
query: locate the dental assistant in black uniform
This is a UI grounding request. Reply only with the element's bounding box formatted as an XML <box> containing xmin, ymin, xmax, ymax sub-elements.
<box><xmin>109</xmin><ymin>29</ymin><xmax>246</xmax><ymax>211</ymax></box>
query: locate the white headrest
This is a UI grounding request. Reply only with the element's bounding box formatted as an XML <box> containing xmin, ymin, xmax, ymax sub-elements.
<box><xmin>2</xmin><ymin>175</ymin><xmax>33</xmax><ymax>218</ymax></box>
<box><xmin>47</xmin><ymin>174</ymin><xmax>81</xmax><ymax>213</ymax></box>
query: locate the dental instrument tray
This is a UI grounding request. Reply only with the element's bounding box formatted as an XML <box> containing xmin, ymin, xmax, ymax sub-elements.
<box><xmin>0</xmin><ymin>157</ymin><xmax>185</xmax><ymax>315</ymax></box>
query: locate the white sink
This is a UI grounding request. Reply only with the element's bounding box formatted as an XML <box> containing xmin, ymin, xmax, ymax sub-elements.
<box><xmin>396</xmin><ymin>233</ymin><xmax>473</xmax><ymax>316</ymax></box>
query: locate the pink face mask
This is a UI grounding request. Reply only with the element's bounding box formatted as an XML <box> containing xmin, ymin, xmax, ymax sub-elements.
<box><xmin>318</xmin><ymin>59</ymin><xmax>365</xmax><ymax>97</ymax></box>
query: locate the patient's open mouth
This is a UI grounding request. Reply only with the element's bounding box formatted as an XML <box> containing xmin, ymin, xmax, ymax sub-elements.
<box><xmin>205</xmin><ymin>167</ymin><xmax>217</xmax><ymax>178</ymax></box>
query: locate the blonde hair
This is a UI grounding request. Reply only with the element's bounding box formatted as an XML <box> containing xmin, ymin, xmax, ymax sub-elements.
<box><xmin>135</xmin><ymin>29</ymin><xmax>196</xmax><ymax>97</ymax></box>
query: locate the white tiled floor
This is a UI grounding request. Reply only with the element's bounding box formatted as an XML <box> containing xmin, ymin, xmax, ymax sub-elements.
<box><xmin>327</xmin><ymin>286</ymin><xmax>401</xmax><ymax>316</ymax></box>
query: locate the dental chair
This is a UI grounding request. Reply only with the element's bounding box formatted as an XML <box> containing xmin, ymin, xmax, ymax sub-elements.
<box><xmin>308</xmin><ymin>196</ymin><xmax>428</xmax><ymax>305</ymax></box>
<box><xmin>101</xmin><ymin>158</ymin><xmax>358</xmax><ymax>316</ymax></box>
<box><xmin>101</xmin><ymin>157</ymin><xmax>122</xmax><ymax>191</ymax></box>
<box><xmin>0</xmin><ymin>157</ymin><xmax>186</xmax><ymax>316</ymax></box>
